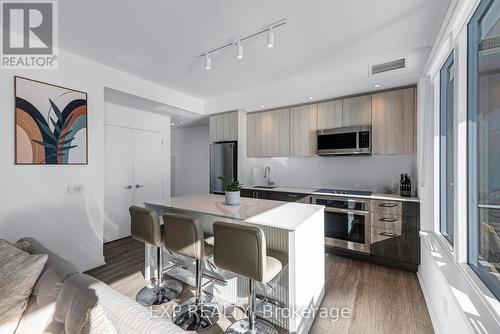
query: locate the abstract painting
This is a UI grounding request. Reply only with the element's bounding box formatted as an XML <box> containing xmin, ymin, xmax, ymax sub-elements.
<box><xmin>15</xmin><ymin>76</ymin><xmax>88</xmax><ymax>165</ymax></box>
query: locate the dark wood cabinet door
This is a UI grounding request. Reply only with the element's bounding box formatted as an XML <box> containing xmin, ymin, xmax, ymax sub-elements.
<box><xmin>370</xmin><ymin>214</ymin><xmax>420</xmax><ymax>265</ymax></box>
<box><xmin>277</xmin><ymin>192</ymin><xmax>308</xmax><ymax>202</ymax></box>
<box><xmin>240</xmin><ymin>189</ymin><xmax>254</xmax><ymax>198</ymax></box>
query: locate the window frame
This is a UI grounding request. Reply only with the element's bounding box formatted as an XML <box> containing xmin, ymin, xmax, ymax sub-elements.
<box><xmin>439</xmin><ymin>51</ymin><xmax>455</xmax><ymax>246</ymax></box>
<box><xmin>467</xmin><ymin>0</ymin><xmax>500</xmax><ymax>300</ymax></box>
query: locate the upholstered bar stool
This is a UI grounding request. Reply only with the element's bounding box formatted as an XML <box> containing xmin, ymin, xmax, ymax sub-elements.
<box><xmin>129</xmin><ymin>206</ymin><xmax>183</xmax><ymax>306</ymax></box>
<box><xmin>213</xmin><ymin>222</ymin><xmax>284</xmax><ymax>334</ymax></box>
<box><xmin>163</xmin><ymin>212</ymin><xmax>221</xmax><ymax>331</ymax></box>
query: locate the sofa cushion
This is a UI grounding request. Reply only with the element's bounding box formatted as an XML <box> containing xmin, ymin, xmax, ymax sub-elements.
<box><xmin>80</xmin><ymin>304</ymin><xmax>118</xmax><ymax>334</ymax></box>
<box><xmin>0</xmin><ymin>240</ymin><xmax>48</xmax><ymax>334</ymax></box>
<box><xmin>56</xmin><ymin>273</ymin><xmax>184</xmax><ymax>334</ymax></box>
<box><xmin>14</xmin><ymin>237</ymin><xmax>79</xmax><ymax>334</ymax></box>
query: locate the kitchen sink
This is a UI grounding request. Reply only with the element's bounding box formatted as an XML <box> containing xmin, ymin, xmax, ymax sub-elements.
<box><xmin>253</xmin><ymin>186</ymin><xmax>277</xmax><ymax>189</ymax></box>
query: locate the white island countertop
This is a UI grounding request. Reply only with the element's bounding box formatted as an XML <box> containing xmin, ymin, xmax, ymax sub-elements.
<box><xmin>144</xmin><ymin>193</ymin><xmax>324</xmax><ymax>231</ymax></box>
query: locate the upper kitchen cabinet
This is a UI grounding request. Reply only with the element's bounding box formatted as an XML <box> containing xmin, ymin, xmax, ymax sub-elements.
<box><xmin>372</xmin><ymin>87</ymin><xmax>416</xmax><ymax>155</ymax></box>
<box><xmin>342</xmin><ymin>95</ymin><xmax>372</xmax><ymax>127</ymax></box>
<box><xmin>246</xmin><ymin>111</ymin><xmax>268</xmax><ymax>157</ymax></box>
<box><xmin>266</xmin><ymin>108</ymin><xmax>290</xmax><ymax>157</ymax></box>
<box><xmin>317</xmin><ymin>100</ymin><xmax>343</xmax><ymax>130</ymax></box>
<box><xmin>290</xmin><ymin>104</ymin><xmax>318</xmax><ymax>156</ymax></box>
<box><xmin>209</xmin><ymin>111</ymin><xmax>238</xmax><ymax>142</ymax></box>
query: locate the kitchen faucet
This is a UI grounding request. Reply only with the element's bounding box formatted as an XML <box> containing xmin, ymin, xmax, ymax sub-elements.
<box><xmin>264</xmin><ymin>166</ymin><xmax>274</xmax><ymax>187</ymax></box>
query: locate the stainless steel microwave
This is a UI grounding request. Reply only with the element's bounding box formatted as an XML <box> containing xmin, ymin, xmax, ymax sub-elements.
<box><xmin>317</xmin><ymin>126</ymin><xmax>371</xmax><ymax>156</ymax></box>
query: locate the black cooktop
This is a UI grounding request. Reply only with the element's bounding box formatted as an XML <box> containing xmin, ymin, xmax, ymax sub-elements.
<box><xmin>314</xmin><ymin>188</ymin><xmax>373</xmax><ymax>196</ymax></box>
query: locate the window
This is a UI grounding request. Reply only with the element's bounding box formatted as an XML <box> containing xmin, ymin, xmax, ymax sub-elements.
<box><xmin>468</xmin><ymin>0</ymin><xmax>500</xmax><ymax>299</ymax></box>
<box><xmin>440</xmin><ymin>51</ymin><xmax>455</xmax><ymax>245</ymax></box>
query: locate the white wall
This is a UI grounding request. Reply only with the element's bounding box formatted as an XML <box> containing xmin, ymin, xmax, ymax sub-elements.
<box><xmin>171</xmin><ymin>125</ymin><xmax>210</xmax><ymax>196</ymax></box>
<box><xmin>246</xmin><ymin>155</ymin><xmax>416</xmax><ymax>194</ymax></box>
<box><xmin>0</xmin><ymin>49</ymin><xmax>201</xmax><ymax>271</ymax></box>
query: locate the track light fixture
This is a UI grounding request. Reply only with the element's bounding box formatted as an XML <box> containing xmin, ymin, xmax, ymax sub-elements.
<box><xmin>205</xmin><ymin>54</ymin><xmax>211</xmax><ymax>70</ymax></box>
<box><xmin>236</xmin><ymin>41</ymin><xmax>243</xmax><ymax>59</ymax></box>
<box><xmin>267</xmin><ymin>28</ymin><xmax>274</xmax><ymax>48</ymax></box>
<box><xmin>198</xmin><ymin>18</ymin><xmax>287</xmax><ymax>70</ymax></box>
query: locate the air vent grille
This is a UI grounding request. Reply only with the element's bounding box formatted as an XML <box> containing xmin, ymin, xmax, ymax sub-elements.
<box><xmin>371</xmin><ymin>58</ymin><xmax>406</xmax><ymax>75</ymax></box>
<box><xmin>480</xmin><ymin>37</ymin><xmax>500</xmax><ymax>51</ymax></box>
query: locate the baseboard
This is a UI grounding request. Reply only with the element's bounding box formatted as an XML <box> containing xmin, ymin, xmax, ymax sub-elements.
<box><xmin>417</xmin><ymin>266</ymin><xmax>444</xmax><ymax>334</ymax></box>
<box><xmin>325</xmin><ymin>246</ymin><xmax>418</xmax><ymax>272</ymax></box>
<box><xmin>77</xmin><ymin>255</ymin><xmax>106</xmax><ymax>272</ymax></box>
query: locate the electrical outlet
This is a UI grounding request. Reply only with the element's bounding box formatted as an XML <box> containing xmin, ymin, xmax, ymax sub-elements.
<box><xmin>68</xmin><ymin>184</ymin><xmax>85</xmax><ymax>194</ymax></box>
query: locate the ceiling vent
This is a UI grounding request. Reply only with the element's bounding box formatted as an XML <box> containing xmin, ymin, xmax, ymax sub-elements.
<box><xmin>370</xmin><ymin>58</ymin><xmax>406</xmax><ymax>75</ymax></box>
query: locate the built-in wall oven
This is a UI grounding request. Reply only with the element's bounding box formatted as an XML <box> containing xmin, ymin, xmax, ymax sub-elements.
<box><xmin>312</xmin><ymin>196</ymin><xmax>371</xmax><ymax>253</ymax></box>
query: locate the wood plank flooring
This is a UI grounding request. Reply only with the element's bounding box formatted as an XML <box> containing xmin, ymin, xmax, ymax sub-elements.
<box><xmin>86</xmin><ymin>237</ymin><xmax>434</xmax><ymax>334</ymax></box>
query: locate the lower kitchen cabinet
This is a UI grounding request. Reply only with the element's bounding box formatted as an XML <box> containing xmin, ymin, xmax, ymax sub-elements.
<box><xmin>369</xmin><ymin>201</ymin><xmax>420</xmax><ymax>267</ymax></box>
<box><xmin>370</xmin><ymin>228</ymin><xmax>420</xmax><ymax>265</ymax></box>
<box><xmin>240</xmin><ymin>189</ymin><xmax>310</xmax><ymax>203</ymax></box>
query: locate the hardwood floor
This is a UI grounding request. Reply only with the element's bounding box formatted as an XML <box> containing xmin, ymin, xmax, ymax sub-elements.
<box><xmin>86</xmin><ymin>237</ymin><xmax>434</xmax><ymax>334</ymax></box>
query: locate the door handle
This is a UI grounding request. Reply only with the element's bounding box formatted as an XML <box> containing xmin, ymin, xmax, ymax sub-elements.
<box><xmin>124</xmin><ymin>185</ymin><xmax>133</xmax><ymax>189</ymax></box>
<box><xmin>379</xmin><ymin>217</ymin><xmax>398</xmax><ymax>222</ymax></box>
<box><xmin>379</xmin><ymin>232</ymin><xmax>399</xmax><ymax>237</ymax></box>
<box><xmin>378</xmin><ymin>203</ymin><xmax>399</xmax><ymax>208</ymax></box>
<box><xmin>135</xmin><ymin>184</ymin><xmax>145</xmax><ymax>188</ymax></box>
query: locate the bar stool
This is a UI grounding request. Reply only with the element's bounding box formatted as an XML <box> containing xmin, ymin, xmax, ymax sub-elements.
<box><xmin>213</xmin><ymin>222</ymin><xmax>284</xmax><ymax>334</ymax></box>
<box><xmin>129</xmin><ymin>206</ymin><xmax>183</xmax><ymax>306</ymax></box>
<box><xmin>163</xmin><ymin>212</ymin><xmax>221</xmax><ymax>331</ymax></box>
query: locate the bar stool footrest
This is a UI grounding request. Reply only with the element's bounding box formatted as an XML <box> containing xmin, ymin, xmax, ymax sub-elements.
<box><xmin>255</xmin><ymin>294</ymin><xmax>286</xmax><ymax>309</ymax></box>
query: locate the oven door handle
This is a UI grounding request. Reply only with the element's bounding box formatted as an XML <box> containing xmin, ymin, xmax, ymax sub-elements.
<box><xmin>324</xmin><ymin>207</ymin><xmax>369</xmax><ymax>215</ymax></box>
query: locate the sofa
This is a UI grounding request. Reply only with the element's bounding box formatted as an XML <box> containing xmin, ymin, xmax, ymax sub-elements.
<box><xmin>9</xmin><ymin>237</ymin><xmax>184</xmax><ymax>334</ymax></box>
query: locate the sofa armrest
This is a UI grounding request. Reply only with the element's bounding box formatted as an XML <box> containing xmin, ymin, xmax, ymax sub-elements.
<box><xmin>55</xmin><ymin>273</ymin><xmax>183</xmax><ymax>334</ymax></box>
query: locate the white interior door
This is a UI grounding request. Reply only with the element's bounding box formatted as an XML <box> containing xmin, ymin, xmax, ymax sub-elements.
<box><xmin>133</xmin><ymin>129</ymin><xmax>164</xmax><ymax>206</ymax></box>
<box><xmin>104</xmin><ymin>125</ymin><xmax>134</xmax><ymax>242</ymax></box>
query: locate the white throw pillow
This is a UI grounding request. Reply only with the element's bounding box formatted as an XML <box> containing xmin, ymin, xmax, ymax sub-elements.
<box><xmin>0</xmin><ymin>240</ymin><xmax>48</xmax><ymax>334</ymax></box>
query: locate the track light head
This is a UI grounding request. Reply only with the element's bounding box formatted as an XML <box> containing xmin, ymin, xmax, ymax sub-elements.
<box><xmin>236</xmin><ymin>41</ymin><xmax>243</xmax><ymax>59</ymax></box>
<box><xmin>267</xmin><ymin>28</ymin><xmax>274</xmax><ymax>48</ymax></box>
<box><xmin>205</xmin><ymin>54</ymin><xmax>211</xmax><ymax>70</ymax></box>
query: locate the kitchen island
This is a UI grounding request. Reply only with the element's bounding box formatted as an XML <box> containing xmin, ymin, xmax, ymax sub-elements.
<box><xmin>144</xmin><ymin>194</ymin><xmax>325</xmax><ymax>334</ymax></box>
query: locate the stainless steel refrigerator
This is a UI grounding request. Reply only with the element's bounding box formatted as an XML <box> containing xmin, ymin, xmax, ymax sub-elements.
<box><xmin>210</xmin><ymin>141</ymin><xmax>237</xmax><ymax>194</ymax></box>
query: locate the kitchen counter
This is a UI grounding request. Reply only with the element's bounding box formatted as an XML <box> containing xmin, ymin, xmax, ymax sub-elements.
<box><xmin>145</xmin><ymin>194</ymin><xmax>324</xmax><ymax>231</ymax></box>
<box><xmin>144</xmin><ymin>194</ymin><xmax>325</xmax><ymax>333</ymax></box>
<box><xmin>242</xmin><ymin>185</ymin><xmax>420</xmax><ymax>203</ymax></box>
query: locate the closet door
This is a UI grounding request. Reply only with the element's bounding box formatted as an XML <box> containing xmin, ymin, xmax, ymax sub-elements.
<box><xmin>133</xmin><ymin>129</ymin><xmax>164</xmax><ymax>207</ymax></box>
<box><xmin>104</xmin><ymin>125</ymin><xmax>134</xmax><ymax>242</ymax></box>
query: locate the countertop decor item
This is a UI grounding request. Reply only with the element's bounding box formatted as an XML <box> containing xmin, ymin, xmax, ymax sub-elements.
<box><xmin>400</xmin><ymin>173</ymin><xmax>411</xmax><ymax>197</ymax></box>
<box><xmin>218</xmin><ymin>176</ymin><xmax>242</xmax><ymax>205</ymax></box>
<box><xmin>14</xmin><ymin>76</ymin><xmax>88</xmax><ymax>165</ymax></box>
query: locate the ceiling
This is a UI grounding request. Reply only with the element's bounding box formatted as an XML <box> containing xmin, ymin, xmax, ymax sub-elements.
<box><xmin>60</xmin><ymin>0</ymin><xmax>451</xmax><ymax>113</ymax></box>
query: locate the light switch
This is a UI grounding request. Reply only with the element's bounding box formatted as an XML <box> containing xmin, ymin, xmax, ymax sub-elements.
<box><xmin>68</xmin><ymin>184</ymin><xmax>85</xmax><ymax>194</ymax></box>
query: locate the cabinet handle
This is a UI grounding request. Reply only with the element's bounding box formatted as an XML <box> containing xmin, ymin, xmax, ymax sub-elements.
<box><xmin>379</xmin><ymin>232</ymin><xmax>399</xmax><ymax>237</ymax></box>
<box><xmin>379</xmin><ymin>217</ymin><xmax>398</xmax><ymax>222</ymax></box>
<box><xmin>135</xmin><ymin>184</ymin><xmax>145</xmax><ymax>188</ymax></box>
<box><xmin>124</xmin><ymin>185</ymin><xmax>133</xmax><ymax>189</ymax></box>
<box><xmin>378</xmin><ymin>203</ymin><xmax>399</xmax><ymax>208</ymax></box>
<box><xmin>287</xmin><ymin>194</ymin><xmax>298</xmax><ymax>198</ymax></box>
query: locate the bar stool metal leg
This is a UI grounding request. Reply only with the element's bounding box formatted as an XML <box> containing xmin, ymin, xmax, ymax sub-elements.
<box><xmin>136</xmin><ymin>247</ymin><xmax>183</xmax><ymax>306</ymax></box>
<box><xmin>225</xmin><ymin>279</ymin><xmax>279</xmax><ymax>334</ymax></box>
<box><xmin>172</xmin><ymin>259</ymin><xmax>221</xmax><ymax>331</ymax></box>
